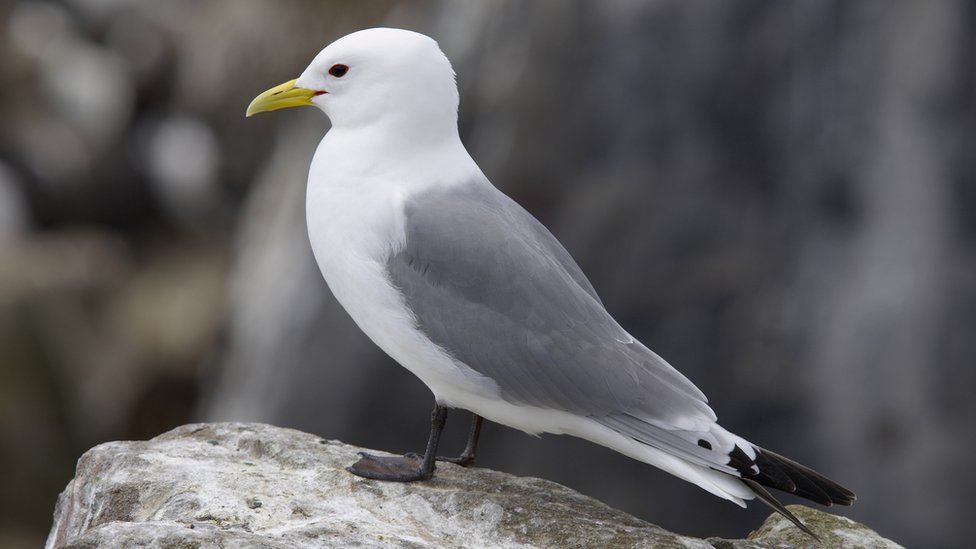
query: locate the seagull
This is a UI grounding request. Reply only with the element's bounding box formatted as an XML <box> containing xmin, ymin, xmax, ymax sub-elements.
<box><xmin>246</xmin><ymin>27</ymin><xmax>854</xmax><ymax>536</ymax></box>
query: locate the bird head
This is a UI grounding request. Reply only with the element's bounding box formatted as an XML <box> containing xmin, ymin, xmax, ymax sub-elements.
<box><xmin>246</xmin><ymin>28</ymin><xmax>459</xmax><ymax>134</ymax></box>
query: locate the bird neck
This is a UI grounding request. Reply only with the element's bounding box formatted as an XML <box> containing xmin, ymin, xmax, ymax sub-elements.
<box><xmin>325</xmin><ymin>74</ymin><xmax>461</xmax><ymax>149</ymax></box>
<box><xmin>314</xmin><ymin>121</ymin><xmax>480</xmax><ymax>191</ymax></box>
<box><xmin>329</xmin><ymin>116</ymin><xmax>463</xmax><ymax>162</ymax></box>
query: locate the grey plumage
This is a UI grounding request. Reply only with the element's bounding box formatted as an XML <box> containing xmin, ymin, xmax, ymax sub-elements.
<box><xmin>387</xmin><ymin>181</ymin><xmax>736</xmax><ymax>470</ymax></box>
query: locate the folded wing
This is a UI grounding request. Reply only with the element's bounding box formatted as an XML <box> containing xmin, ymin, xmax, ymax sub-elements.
<box><xmin>388</xmin><ymin>181</ymin><xmax>739</xmax><ymax>468</ymax></box>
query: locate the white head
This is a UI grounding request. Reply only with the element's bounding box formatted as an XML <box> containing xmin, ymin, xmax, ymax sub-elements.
<box><xmin>247</xmin><ymin>28</ymin><xmax>459</xmax><ymax>139</ymax></box>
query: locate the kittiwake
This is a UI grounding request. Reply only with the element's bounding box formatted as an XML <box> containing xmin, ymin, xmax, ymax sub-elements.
<box><xmin>246</xmin><ymin>27</ymin><xmax>855</xmax><ymax>537</ymax></box>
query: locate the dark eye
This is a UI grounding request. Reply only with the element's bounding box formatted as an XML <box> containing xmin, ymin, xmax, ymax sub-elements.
<box><xmin>328</xmin><ymin>64</ymin><xmax>349</xmax><ymax>77</ymax></box>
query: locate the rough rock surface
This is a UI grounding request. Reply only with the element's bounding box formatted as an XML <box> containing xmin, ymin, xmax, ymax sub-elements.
<box><xmin>47</xmin><ymin>423</ymin><xmax>901</xmax><ymax>548</ymax></box>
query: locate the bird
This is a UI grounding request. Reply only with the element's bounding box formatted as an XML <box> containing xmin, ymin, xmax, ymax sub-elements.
<box><xmin>246</xmin><ymin>27</ymin><xmax>855</xmax><ymax>537</ymax></box>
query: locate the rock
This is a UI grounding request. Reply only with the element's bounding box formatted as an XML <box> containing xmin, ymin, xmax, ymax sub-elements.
<box><xmin>46</xmin><ymin>423</ymin><xmax>901</xmax><ymax>549</ymax></box>
<box><xmin>741</xmin><ymin>505</ymin><xmax>904</xmax><ymax>549</ymax></box>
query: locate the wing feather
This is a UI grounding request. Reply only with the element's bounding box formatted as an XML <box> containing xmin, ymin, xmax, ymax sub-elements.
<box><xmin>388</xmin><ymin>181</ymin><xmax>731</xmax><ymax>466</ymax></box>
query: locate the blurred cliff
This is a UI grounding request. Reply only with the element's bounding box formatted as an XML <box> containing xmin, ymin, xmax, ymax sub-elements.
<box><xmin>1</xmin><ymin>1</ymin><xmax>973</xmax><ymax>547</ymax></box>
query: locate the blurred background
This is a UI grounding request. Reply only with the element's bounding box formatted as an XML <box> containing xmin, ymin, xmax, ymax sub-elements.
<box><xmin>1</xmin><ymin>0</ymin><xmax>973</xmax><ymax>547</ymax></box>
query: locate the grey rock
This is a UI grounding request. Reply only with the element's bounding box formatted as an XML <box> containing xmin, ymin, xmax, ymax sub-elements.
<box><xmin>46</xmin><ymin>423</ymin><xmax>901</xmax><ymax>548</ymax></box>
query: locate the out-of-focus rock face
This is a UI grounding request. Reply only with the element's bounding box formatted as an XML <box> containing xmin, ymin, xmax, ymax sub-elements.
<box><xmin>46</xmin><ymin>423</ymin><xmax>901</xmax><ymax>549</ymax></box>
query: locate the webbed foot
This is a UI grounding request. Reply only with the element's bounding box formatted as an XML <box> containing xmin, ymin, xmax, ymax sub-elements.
<box><xmin>346</xmin><ymin>452</ymin><xmax>432</xmax><ymax>482</ymax></box>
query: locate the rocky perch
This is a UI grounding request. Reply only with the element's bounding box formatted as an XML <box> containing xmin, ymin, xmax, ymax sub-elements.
<box><xmin>47</xmin><ymin>423</ymin><xmax>900</xmax><ymax>548</ymax></box>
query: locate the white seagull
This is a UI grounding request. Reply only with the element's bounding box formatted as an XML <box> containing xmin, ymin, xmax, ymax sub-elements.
<box><xmin>246</xmin><ymin>28</ymin><xmax>854</xmax><ymax>536</ymax></box>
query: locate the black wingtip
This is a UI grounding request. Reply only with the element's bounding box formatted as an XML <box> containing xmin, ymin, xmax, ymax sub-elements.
<box><xmin>728</xmin><ymin>445</ymin><xmax>855</xmax><ymax>507</ymax></box>
<box><xmin>755</xmin><ymin>447</ymin><xmax>857</xmax><ymax>506</ymax></box>
<box><xmin>743</xmin><ymin>478</ymin><xmax>822</xmax><ymax>542</ymax></box>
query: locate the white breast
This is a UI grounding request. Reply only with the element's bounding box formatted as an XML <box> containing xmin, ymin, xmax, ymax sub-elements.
<box><xmin>304</xmin><ymin>129</ymin><xmax>499</xmax><ymax>406</ymax></box>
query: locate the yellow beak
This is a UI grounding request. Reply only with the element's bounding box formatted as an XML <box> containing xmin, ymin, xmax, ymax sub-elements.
<box><xmin>246</xmin><ymin>79</ymin><xmax>320</xmax><ymax>117</ymax></box>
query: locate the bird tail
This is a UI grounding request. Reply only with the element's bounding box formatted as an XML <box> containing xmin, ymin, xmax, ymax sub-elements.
<box><xmin>733</xmin><ymin>446</ymin><xmax>856</xmax><ymax>539</ymax></box>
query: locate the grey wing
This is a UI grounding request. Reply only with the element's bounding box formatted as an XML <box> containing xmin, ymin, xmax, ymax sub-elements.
<box><xmin>389</xmin><ymin>182</ymin><xmax>733</xmax><ymax>468</ymax></box>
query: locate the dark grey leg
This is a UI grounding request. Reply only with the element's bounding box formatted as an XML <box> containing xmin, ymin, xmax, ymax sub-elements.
<box><xmin>438</xmin><ymin>413</ymin><xmax>483</xmax><ymax>467</ymax></box>
<box><xmin>347</xmin><ymin>403</ymin><xmax>448</xmax><ymax>482</ymax></box>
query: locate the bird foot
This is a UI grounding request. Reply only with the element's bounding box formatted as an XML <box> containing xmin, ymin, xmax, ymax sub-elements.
<box><xmin>436</xmin><ymin>454</ymin><xmax>476</xmax><ymax>467</ymax></box>
<box><xmin>346</xmin><ymin>452</ymin><xmax>432</xmax><ymax>482</ymax></box>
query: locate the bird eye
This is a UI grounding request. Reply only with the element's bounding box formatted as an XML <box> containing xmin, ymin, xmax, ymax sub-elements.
<box><xmin>328</xmin><ymin>64</ymin><xmax>349</xmax><ymax>77</ymax></box>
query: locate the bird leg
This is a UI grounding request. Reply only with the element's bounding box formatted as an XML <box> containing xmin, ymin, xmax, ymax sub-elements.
<box><xmin>347</xmin><ymin>403</ymin><xmax>447</xmax><ymax>482</ymax></box>
<box><xmin>437</xmin><ymin>413</ymin><xmax>483</xmax><ymax>467</ymax></box>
